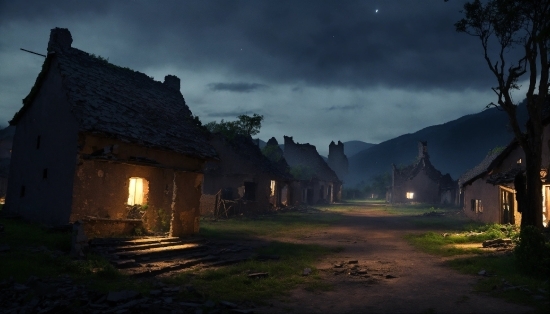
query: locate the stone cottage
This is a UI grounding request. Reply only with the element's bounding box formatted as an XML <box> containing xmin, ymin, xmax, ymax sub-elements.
<box><xmin>0</xmin><ymin>126</ymin><xmax>14</xmax><ymax>202</ymax></box>
<box><xmin>200</xmin><ymin>134</ymin><xmax>293</xmax><ymax>216</ymax></box>
<box><xmin>460</xmin><ymin>134</ymin><xmax>550</xmax><ymax>227</ymax></box>
<box><xmin>390</xmin><ymin>141</ymin><xmax>458</xmax><ymax>204</ymax></box>
<box><xmin>283</xmin><ymin>136</ymin><xmax>342</xmax><ymax>204</ymax></box>
<box><xmin>4</xmin><ymin>28</ymin><xmax>217</xmax><ymax>237</ymax></box>
<box><xmin>327</xmin><ymin>140</ymin><xmax>349</xmax><ymax>181</ymax></box>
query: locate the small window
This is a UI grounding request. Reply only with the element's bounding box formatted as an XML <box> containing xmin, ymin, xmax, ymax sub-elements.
<box><xmin>406</xmin><ymin>192</ymin><xmax>414</xmax><ymax>199</ymax></box>
<box><xmin>127</xmin><ymin>177</ymin><xmax>148</xmax><ymax>205</ymax></box>
<box><xmin>244</xmin><ymin>182</ymin><xmax>256</xmax><ymax>201</ymax></box>
<box><xmin>43</xmin><ymin>168</ymin><xmax>48</xmax><ymax>179</ymax></box>
<box><xmin>517</xmin><ymin>158</ymin><xmax>522</xmax><ymax>164</ymax></box>
<box><xmin>471</xmin><ymin>199</ymin><xmax>483</xmax><ymax>213</ymax></box>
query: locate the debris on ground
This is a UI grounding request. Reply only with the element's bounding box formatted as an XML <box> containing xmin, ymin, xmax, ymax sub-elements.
<box><xmin>0</xmin><ymin>275</ymin><xmax>257</xmax><ymax>314</ymax></box>
<box><xmin>482</xmin><ymin>238</ymin><xmax>513</xmax><ymax>248</ymax></box>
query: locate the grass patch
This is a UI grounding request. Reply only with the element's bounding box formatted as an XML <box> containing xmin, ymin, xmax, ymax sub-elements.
<box><xmin>405</xmin><ymin>224</ymin><xmax>517</xmax><ymax>256</ymax></box>
<box><xmin>164</xmin><ymin>241</ymin><xmax>337</xmax><ymax>302</ymax></box>
<box><xmin>448</xmin><ymin>255</ymin><xmax>549</xmax><ymax>313</ymax></box>
<box><xmin>0</xmin><ymin>217</ymin><xmax>149</xmax><ymax>293</ymax></box>
<box><xmin>200</xmin><ymin>210</ymin><xmax>342</xmax><ymax>239</ymax></box>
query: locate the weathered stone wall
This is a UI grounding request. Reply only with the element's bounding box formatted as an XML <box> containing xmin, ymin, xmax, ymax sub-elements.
<box><xmin>392</xmin><ymin>170</ymin><xmax>439</xmax><ymax>204</ymax></box>
<box><xmin>462</xmin><ymin>177</ymin><xmax>500</xmax><ymax>224</ymax></box>
<box><xmin>4</xmin><ymin>58</ymin><xmax>79</xmax><ymax>225</ymax></box>
<box><xmin>327</xmin><ymin>141</ymin><xmax>349</xmax><ymax>181</ymax></box>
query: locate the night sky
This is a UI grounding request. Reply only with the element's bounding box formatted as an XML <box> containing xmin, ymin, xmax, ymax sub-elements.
<box><xmin>0</xmin><ymin>0</ymin><xmax>530</xmax><ymax>155</ymax></box>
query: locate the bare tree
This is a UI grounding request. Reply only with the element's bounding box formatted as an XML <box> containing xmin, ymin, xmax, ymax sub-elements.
<box><xmin>454</xmin><ymin>0</ymin><xmax>549</xmax><ymax>228</ymax></box>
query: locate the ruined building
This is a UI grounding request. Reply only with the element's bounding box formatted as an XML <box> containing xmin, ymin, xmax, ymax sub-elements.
<box><xmin>283</xmin><ymin>136</ymin><xmax>342</xmax><ymax>204</ymax></box>
<box><xmin>5</xmin><ymin>28</ymin><xmax>217</xmax><ymax>237</ymax></box>
<box><xmin>327</xmin><ymin>140</ymin><xmax>349</xmax><ymax>181</ymax></box>
<box><xmin>390</xmin><ymin>141</ymin><xmax>458</xmax><ymax>205</ymax></box>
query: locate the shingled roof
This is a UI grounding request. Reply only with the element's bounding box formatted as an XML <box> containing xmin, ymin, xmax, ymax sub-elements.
<box><xmin>458</xmin><ymin>150</ymin><xmax>501</xmax><ymax>187</ymax></box>
<box><xmin>208</xmin><ymin>134</ymin><xmax>293</xmax><ymax>180</ymax></box>
<box><xmin>11</xmin><ymin>28</ymin><xmax>217</xmax><ymax>160</ymax></box>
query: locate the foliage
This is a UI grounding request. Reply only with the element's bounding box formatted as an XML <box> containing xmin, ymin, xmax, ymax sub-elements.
<box><xmin>289</xmin><ymin>165</ymin><xmax>315</xmax><ymax>180</ymax></box>
<box><xmin>513</xmin><ymin>226</ymin><xmax>550</xmax><ymax>276</ymax></box>
<box><xmin>205</xmin><ymin>113</ymin><xmax>264</xmax><ymax>139</ymax></box>
<box><xmin>261</xmin><ymin>144</ymin><xmax>283</xmax><ymax>162</ymax></box>
<box><xmin>488</xmin><ymin>146</ymin><xmax>505</xmax><ymax>156</ymax></box>
<box><xmin>454</xmin><ymin>0</ymin><xmax>550</xmax><ymax>228</ymax></box>
<box><xmin>363</xmin><ymin>172</ymin><xmax>391</xmax><ymax>199</ymax></box>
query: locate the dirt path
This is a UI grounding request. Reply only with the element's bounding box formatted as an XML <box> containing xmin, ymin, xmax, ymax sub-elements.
<box><xmin>255</xmin><ymin>206</ymin><xmax>533</xmax><ymax>313</ymax></box>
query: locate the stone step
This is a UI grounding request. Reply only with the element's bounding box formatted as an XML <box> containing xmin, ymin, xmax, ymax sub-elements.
<box><xmin>129</xmin><ymin>255</ymin><xmax>220</xmax><ymax>277</ymax></box>
<box><xmin>89</xmin><ymin>236</ymin><xmax>190</xmax><ymax>248</ymax></box>
<box><xmin>115</xmin><ymin>243</ymin><xmax>207</xmax><ymax>260</ymax></box>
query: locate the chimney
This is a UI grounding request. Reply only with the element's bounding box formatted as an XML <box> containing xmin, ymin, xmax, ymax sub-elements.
<box><xmin>418</xmin><ymin>141</ymin><xmax>428</xmax><ymax>159</ymax></box>
<box><xmin>164</xmin><ymin>75</ymin><xmax>180</xmax><ymax>92</ymax></box>
<box><xmin>47</xmin><ymin>28</ymin><xmax>72</xmax><ymax>53</ymax></box>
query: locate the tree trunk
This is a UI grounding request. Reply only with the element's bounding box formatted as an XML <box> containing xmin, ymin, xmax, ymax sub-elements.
<box><xmin>519</xmin><ymin>147</ymin><xmax>544</xmax><ymax>229</ymax></box>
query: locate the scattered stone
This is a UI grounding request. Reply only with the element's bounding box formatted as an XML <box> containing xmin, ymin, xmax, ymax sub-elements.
<box><xmin>302</xmin><ymin>268</ymin><xmax>312</xmax><ymax>276</ymax></box>
<box><xmin>247</xmin><ymin>272</ymin><xmax>268</xmax><ymax>279</ymax></box>
<box><xmin>482</xmin><ymin>238</ymin><xmax>512</xmax><ymax>248</ymax></box>
<box><xmin>385</xmin><ymin>274</ymin><xmax>397</xmax><ymax>279</ymax></box>
<box><xmin>478</xmin><ymin>270</ymin><xmax>487</xmax><ymax>276</ymax></box>
<box><xmin>106</xmin><ymin>290</ymin><xmax>140</xmax><ymax>303</ymax></box>
<box><xmin>356</xmin><ymin>269</ymin><xmax>368</xmax><ymax>275</ymax></box>
<box><xmin>334</xmin><ymin>263</ymin><xmax>343</xmax><ymax>268</ymax></box>
<box><xmin>348</xmin><ymin>260</ymin><xmax>358</xmax><ymax>264</ymax></box>
<box><xmin>149</xmin><ymin>289</ymin><xmax>162</xmax><ymax>296</ymax></box>
<box><xmin>220</xmin><ymin>301</ymin><xmax>238</xmax><ymax>308</ymax></box>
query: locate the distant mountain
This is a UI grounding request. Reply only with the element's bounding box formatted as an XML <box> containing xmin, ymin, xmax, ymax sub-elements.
<box><xmin>345</xmin><ymin>104</ymin><xmax>529</xmax><ymax>187</ymax></box>
<box><xmin>343</xmin><ymin>141</ymin><xmax>376</xmax><ymax>158</ymax></box>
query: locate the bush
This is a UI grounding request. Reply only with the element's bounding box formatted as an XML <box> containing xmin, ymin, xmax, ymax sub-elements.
<box><xmin>513</xmin><ymin>226</ymin><xmax>550</xmax><ymax>276</ymax></box>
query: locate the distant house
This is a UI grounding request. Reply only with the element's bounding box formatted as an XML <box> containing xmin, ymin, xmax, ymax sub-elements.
<box><xmin>459</xmin><ymin>125</ymin><xmax>550</xmax><ymax>227</ymax></box>
<box><xmin>200</xmin><ymin>134</ymin><xmax>293</xmax><ymax>216</ymax></box>
<box><xmin>327</xmin><ymin>140</ymin><xmax>349</xmax><ymax>181</ymax></box>
<box><xmin>5</xmin><ymin>28</ymin><xmax>217</xmax><ymax>237</ymax></box>
<box><xmin>283</xmin><ymin>136</ymin><xmax>342</xmax><ymax>204</ymax></box>
<box><xmin>0</xmin><ymin>126</ymin><xmax>14</xmax><ymax>201</ymax></box>
<box><xmin>390</xmin><ymin>141</ymin><xmax>458</xmax><ymax>205</ymax></box>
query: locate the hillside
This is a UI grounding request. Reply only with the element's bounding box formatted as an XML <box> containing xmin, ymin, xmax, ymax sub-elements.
<box><xmin>343</xmin><ymin>141</ymin><xmax>376</xmax><ymax>158</ymax></box>
<box><xmin>345</xmin><ymin>104</ymin><xmax>529</xmax><ymax>187</ymax></box>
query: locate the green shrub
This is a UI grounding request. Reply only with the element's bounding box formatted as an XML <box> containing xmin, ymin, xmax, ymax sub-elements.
<box><xmin>513</xmin><ymin>226</ymin><xmax>550</xmax><ymax>276</ymax></box>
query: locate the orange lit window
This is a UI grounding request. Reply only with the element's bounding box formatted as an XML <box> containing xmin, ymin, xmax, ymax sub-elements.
<box><xmin>128</xmin><ymin>177</ymin><xmax>148</xmax><ymax>205</ymax></box>
<box><xmin>406</xmin><ymin>192</ymin><xmax>414</xmax><ymax>199</ymax></box>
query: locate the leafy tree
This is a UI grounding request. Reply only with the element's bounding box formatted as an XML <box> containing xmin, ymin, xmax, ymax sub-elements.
<box><xmin>454</xmin><ymin>0</ymin><xmax>550</xmax><ymax>229</ymax></box>
<box><xmin>205</xmin><ymin>113</ymin><xmax>264</xmax><ymax>139</ymax></box>
<box><xmin>236</xmin><ymin>113</ymin><xmax>264</xmax><ymax>136</ymax></box>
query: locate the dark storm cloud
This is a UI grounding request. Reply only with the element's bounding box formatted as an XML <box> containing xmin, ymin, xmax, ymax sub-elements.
<box><xmin>208</xmin><ymin>82</ymin><xmax>269</xmax><ymax>93</ymax></box>
<box><xmin>0</xmin><ymin>0</ymin><xmax>500</xmax><ymax>91</ymax></box>
<box><xmin>326</xmin><ymin>104</ymin><xmax>362</xmax><ymax>111</ymax></box>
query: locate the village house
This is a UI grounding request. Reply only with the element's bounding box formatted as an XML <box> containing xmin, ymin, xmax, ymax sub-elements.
<box><xmin>0</xmin><ymin>126</ymin><xmax>14</xmax><ymax>202</ymax></box>
<box><xmin>283</xmin><ymin>136</ymin><xmax>342</xmax><ymax>204</ymax></box>
<box><xmin>459</xmin><ymin>125</ymin><xmax>550</xmax><ymax>227</ymax></box>
<box><xmin>327</xmin><ymin>140</ymin><xmax>349</xmax><ymax>182</ymax></box>
<box><xmin>390</xmin><ymin>141</ymin><xmax>458</xmax><ymax>205</ymax></box>
<box><xmin>200</xmin><ymin>134</ymin><xmax>293</xmax><ymax>216</ymax></box>
<box><xmin>4</xmin><ymin>28</ymin><xmax>217</xmax><ymax>237</ymax></box>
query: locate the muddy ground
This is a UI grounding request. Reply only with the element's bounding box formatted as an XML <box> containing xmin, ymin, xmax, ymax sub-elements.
<box><xmin>254</xmin><ymin>203</ymin><xmax>534</xmax><ymax>313</ymax></box>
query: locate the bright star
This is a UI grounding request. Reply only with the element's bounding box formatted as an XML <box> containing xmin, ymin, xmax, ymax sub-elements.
<box><xmin>375</xmin><ymin>9</ymin><xmax>379</xmax><ymax>13</ymax></box>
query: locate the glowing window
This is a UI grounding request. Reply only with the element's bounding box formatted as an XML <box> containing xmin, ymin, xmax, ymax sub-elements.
<box><xmin>270</xmin><ymin>180</ymin><xmax>276</xmax><ymax>196</ymax></box>
<box><xmin>128</xmin><ymin>177</ymin><xmax>147</xmax><ymax>205</ymax></box>
<box><xmin>406</xmin><ymin>192</ymin><xmax>414</xmax><ymax>199</ymax></box>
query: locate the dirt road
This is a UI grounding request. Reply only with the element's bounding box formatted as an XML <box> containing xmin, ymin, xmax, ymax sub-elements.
<box><xmin>256</xmin><ymin>205</ymin><xmax>533</xmax><ymax>313</ymax></box>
